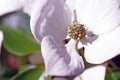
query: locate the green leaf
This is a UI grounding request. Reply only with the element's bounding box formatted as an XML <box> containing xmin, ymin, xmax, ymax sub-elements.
<box><xmin>112</xmin><ymin>71</ymin><xmax>120</xmax><ymax>80</ymax></box>
<box><xmin>12</xmin><ymin>65</ymin><xmax>51</xmax><ymax>80</ymax></box>
<box><xmin>1</xmin><ymin>26</ymin><xmax>40</xmax><ymax>56</ymax></box>
<box><xmin>105</xmin><ymin>69</ymin><xmax>120</xmax><ymax>80</ymax></box>
<box><xmin>18</xmin><ymin>65</ymin><xmax>37</xmax><ymax>74</ymax></box>
<box><xmin>0</xmin><ymin>77</ymin><xmax>10</xmax><ymax>80</ymax></box>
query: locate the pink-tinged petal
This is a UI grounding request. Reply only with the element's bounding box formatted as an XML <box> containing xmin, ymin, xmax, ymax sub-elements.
<box><xmin>30</xmin><ymin>0</ymin><xmax>71</xmax><ymax>44</ymax></box>
<box><xmin>84</xmin><ymin>26</ymin><xmax>120</xmax><ymax>64</ymax></box>
<box><xmin>19</xmin><ymin>0</ymin><xmax>35</xmax><ymax>16</ymax></box>
<box><xmin>0</xmin><ymin>31</ymin><xmax>3</xmax><ymax>52</ymax></box>
<box><xmin>0</xmin><ymin>0</ymin><xmax>22</xmax><ymax>16</ymax></box>
<box><xmin>41</xmin><ymin>36</ymin><xmax>84</xmax><ymax>76</ymax></box>
<box><xmin>118</xmin><ymin>0</ymin><xmax>120</xmax><ymax>4</ymax></box>
<box><xmin>75</xmin><ymin>0</ymin><xmax>120</xmax><ymax>34</ymax></box>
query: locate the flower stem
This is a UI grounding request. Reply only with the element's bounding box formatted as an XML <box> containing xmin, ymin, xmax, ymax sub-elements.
<box><xmin>75</xmin><ymin>40</ymin><xmax>79</xmax><ymax>53</ymax></box>
<box><xmin>75</xmin><ymin>40</ymin><xmax>98</xmax><ymax>69</ymax></box>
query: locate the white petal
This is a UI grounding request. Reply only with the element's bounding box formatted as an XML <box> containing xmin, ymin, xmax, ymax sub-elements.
<box><xmin>84</xmin><ymin>26</ymin><xmax>120</xmax><ymax>64</ymax></box>
<box><xmin>30</xmin><ymin>0</ymin><xmax>71</xmax><ymax>44</ymax></box>
<box><xmin>0</xmin><ymin>0</ymin><xmax>22</xmax><ymax>16</ymax></box>
<box><xmin>41</xmin><ymin>36</ymin><xmax>84</xmax><ymax>76</ymax></box>
<box><xmin>65</xmin><ymin>0</ymin><xmax>78</xmax><ymax>22</ymax></box>
<box><xmin>66</xmin><ymin>0</ymin><xmax>77</xmax><ymax>9</ymax></box>
<box><xmin>0</xmin><ymin>31</ymin><xmax>3</xmax><ymax>53</ymax></box>
<box><xmin>81</xmin><ymin>66</ymin><xmax>106</xmax><ymax>80</ymax></box>
<box><xmin>75</xmin><ymin>0</ymin><xmax>120</xmax><ymax>34</ymax></box>
<box><xmin>74</xmin><ymin>65</ymin><xmax>106</xmax><ymax>80</ymax></box>
<box><xmin>19</xmin><ymin>0</ymin><xmax>35</xmax><ymax>16</ymax></box>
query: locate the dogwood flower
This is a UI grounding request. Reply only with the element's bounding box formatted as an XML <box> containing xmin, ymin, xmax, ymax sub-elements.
<box><xmin>0</xmin><ymin>0</ymin><xmax>35</xmax><ymax>16</ymax></box>
<box><xmin>68</xmin><ymin>0</ymin><xmax>120</xmax><ymax>64</ymax></box>
<box><xmin>31</xmin><ymin>0</ymin><xmax>85</xmax><ymax>78</ymax></box>
<box><xmin>30</xmin><ymin>0</ymin><xmax>120</xmax><ymax>66</ymax></box>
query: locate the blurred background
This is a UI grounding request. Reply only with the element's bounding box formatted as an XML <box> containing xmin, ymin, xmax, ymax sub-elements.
<box><xmin>0</xmin><ymin>11</ymin><xmax>50</xmax><ymax>80</ymax></box>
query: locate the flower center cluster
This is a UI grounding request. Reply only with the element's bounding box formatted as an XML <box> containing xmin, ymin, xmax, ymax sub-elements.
<box><xmin>68</xmin><ymin>23</ymin><xmax>86</xmax><ymax>41</ymax></box>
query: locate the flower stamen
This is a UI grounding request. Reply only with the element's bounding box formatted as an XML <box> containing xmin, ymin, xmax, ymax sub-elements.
<box><xmin>68</xmin><ymin>23</ymin><xmax>86</xmax><ymax>41</ymax></box>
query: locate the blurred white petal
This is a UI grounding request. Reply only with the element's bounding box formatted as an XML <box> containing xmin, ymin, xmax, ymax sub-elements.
<box><xmin>28</xmin><ymin>52</ymin><xmax>44</xmax><ymax>65</ymax></box>
<box><xmin>84</xmin><ymin>26</ymin><xmax>120</xmax><ymax>64</ymax></box>
<box><xmin>74</xmin><ymin>65</ymin><xmax>106</xmax><ymax>80</ymax></box>
<box><xmin>19</xmin><ymin>0</ymin><xmax>35</xmax><ymax>15</ymax></box>
<box><xmin>41</xmin><ymin>36</ymin><xmax>84</xmax><ymax>76</ymax></box>
<box><xmin>0</xmin><ymin>0</ymin><xmax>22</xmax><ymax>16</ymax></box>
<box><xmin>75</xmin><ymin>0</ymin><xmax>120</xmax><ymax>34</ymax></box>
<box><xmin>0</xmin><ymin>31</ymin><xmax>3</xmax><ymax>52</ymax></box>
<box><xmin>1</xmin><ymin>12</ymin><xmax>29</xmax><ymax>29</ymax></box>
<box><xmin>30</xmin><ymin>0</ymin><xmax>71</xmax><ymax>44</ymax></box>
